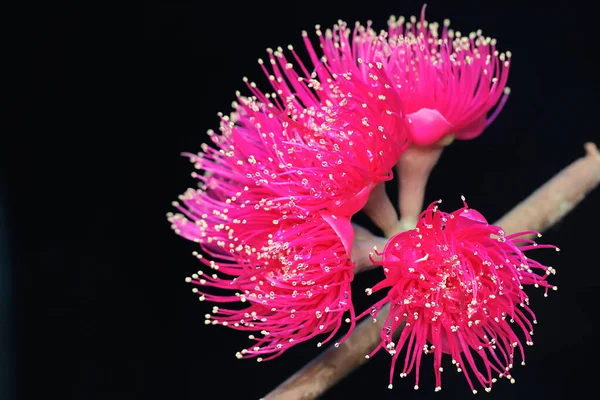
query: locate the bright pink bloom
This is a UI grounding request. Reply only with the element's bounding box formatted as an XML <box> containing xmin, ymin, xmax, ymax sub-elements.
<box><xmin>170</xmin><ymin>185</ymin><xmax>356</xmax><ymax>359</ymax></box>
<box><xmin>303</xmin><ymin>5</ymin><xmax>511</xmax><ymax>146</ymax></box>
<box><xmin>361</xmin><ymin>200</ymin><xmax>558</xmax><ymax>393</ymax></box>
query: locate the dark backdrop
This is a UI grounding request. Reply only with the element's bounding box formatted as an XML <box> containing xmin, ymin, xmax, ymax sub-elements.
<box><xmin>5</xmin><ymin>0</ymin><xmax>598</xmax><ymax>399</ymax></box>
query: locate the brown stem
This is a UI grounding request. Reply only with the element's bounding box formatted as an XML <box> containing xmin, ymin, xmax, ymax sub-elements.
<box><xmin>495</xmin><ymin>142</ymin><xmax>600</xmax><ymax>239</ymax></box>
<box><xmin>262</xmin><ymin>143</ymin><xmax>600</xmax><ymax>400</ymax></box>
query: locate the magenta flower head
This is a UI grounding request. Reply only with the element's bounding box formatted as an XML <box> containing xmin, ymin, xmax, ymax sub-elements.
<box><xmin>170</xmin><ymin>190</ymin><xmax>356</xmax><ymax>360</ymax></box>
<box><xmin>303</xmin><ymin>5</ymin><xmax>511</xmax><ymax>146</ymax></box>
<box><xmin>361</xmin><ymin>199</ymin><xmax>558</xmax><ymax>393</ymax></box>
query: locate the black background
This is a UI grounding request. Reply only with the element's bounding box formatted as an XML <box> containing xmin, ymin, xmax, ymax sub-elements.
<box><xmin>5</xmin><ymin>0</ymin><xmax>599</xmax><ymax>398</ymax></box>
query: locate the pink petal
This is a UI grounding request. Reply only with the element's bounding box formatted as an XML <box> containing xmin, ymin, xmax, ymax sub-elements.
<box><xmin>320</xmin><ymin>211</ymin><xmax>354</xmax><ymax>257</ymax></box>
<box><xmin>331</xmin><ymin>183</ymin><xmax>373</xmax><ymax>217</ymax></box>
<box><xmin>406</xmin><ymin>108</ymin><xmax>453</xmax><ymax>146</ymax></box>
<box><xmin>447</xmin><ymin>208</ymin><xmax>488</xmax><ymax>231</ymax></box>
<box><xmin>460</xmin><ymin>208</ymin><xmax>488</xmax><ymax>224</ymax></box>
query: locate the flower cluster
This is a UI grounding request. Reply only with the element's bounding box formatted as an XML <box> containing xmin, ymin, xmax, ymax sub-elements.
<box><xmin>168</xmin><ymin>4</ymin><xmax>556</xmax><ymax>394</ymax></box>
<box><xmin>168</xmin><ymin>38</ymin><xmax>412</xmax><ymax>358</ymax></box>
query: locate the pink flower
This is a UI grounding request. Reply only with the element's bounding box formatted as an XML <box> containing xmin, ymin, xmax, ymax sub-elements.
<box><xmin>361</xmin><ymin>199</ymin><xmax>558</xmax><ymax>393</ymax></box>
<box><xmin>170</xmin><ymin>185</ymin><xmax>356</xmax><ymax>359</ymax></box>
<box><xmin>303</xmin><ymin>5</ymin><xmax>511</xmax><ymax>146</ymax></box>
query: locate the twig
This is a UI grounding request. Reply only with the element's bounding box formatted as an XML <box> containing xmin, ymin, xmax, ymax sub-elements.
<box><xmin>262</xmin><ymin>143</ymin><xmax>600</xmax><ymax>400</ymax></box>
<box><xmin>495</xmin><ymin>142</ymin><xmax>600</xmax><ymax>239</ymax></box>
